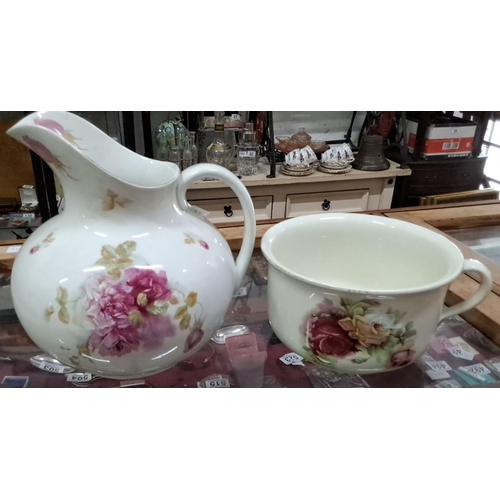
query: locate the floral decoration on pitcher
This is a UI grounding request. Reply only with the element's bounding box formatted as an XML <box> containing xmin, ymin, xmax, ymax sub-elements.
<box><xmin>34</xmin><ymin>117</ymin><xmax>85</xmax><ymax>150</ymax></box>
<box><xmin>303</xmin><ymin>298</ymin><xmax>417</xmax><ymax>369</ymax></box>
<box><xmin>44</xmin><ymin>240</ymin><xmax>206</xmax><ymax>363</ymax></box>
<box><xmin>22</xmin><ymin>135</ymin><xmax>78</xmax><ymax>181</ymax></box>
<box><xmin>184</xmin><ymin>233</ymin><xmax>209</xmax><ymax>250</ymax></box>
<box><xmin>102</xmin><ymin>189</ymin><xmax>132</xmax><ymax>212</ymax></box>
<box><xmin>30</xmin><ymin>232</ymin><xmax>55</xmax><ymax>254</ymax></box>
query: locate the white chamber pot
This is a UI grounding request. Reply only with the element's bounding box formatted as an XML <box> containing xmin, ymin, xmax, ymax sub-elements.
<box><xmin>261</xmin><ymin>213</ymin><xmax>492</xmax><ymax>374</ymax></box>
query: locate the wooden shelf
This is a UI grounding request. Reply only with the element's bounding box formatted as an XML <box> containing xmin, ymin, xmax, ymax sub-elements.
<box><xmin>191</xmin><ymin>158</ymin><xmax>410</xmax><ymax>191</ymax></box>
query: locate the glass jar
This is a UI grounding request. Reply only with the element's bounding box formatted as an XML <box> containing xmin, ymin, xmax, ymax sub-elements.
<box><xmin>206</xmin><ymin>111</ymin><xmax>233</xmax><ymax>169</ymax></box>
<box><xmin>236</xmin><ymin>123</ymin><xmax>260</xmax><ymax>176</ymax></box>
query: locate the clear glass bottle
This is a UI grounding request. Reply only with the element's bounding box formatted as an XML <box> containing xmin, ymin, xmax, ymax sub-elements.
<box><xmin>181</xmin><ymin>134</ymin><xmax>194</xmax><ymax>170</ymax></box>
<box><xmin>236</xmin><ymin>122</ymin><xmax>260</xmax><ymax>176</ymax></box>
<box><xmin>206</xmin><ymin>111</ymin><xmax>233</xmax><ymax>169</ymax></box>
<box><xmin>189</xmin><ymin>131</ymin><xmax>198</xmax><ymax>164</ymax></box>
<box><xmin>156</xmin><ymin>132</ymin><xmax>170</xmax><ymax>161</ymax></box>
<box><xmin>167</xmin><ymin>145</ymin><xmax>181</xmax><ymax>169</ymax></box>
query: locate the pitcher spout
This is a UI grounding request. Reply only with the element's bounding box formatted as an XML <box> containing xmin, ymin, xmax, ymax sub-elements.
<box><xmin>7</xmin><ymin>111</ymin><xmax>181</xmax><ymax>217</ymax></box>
<box><xmin>7</xmin><ymin>111</ymin><xmax>180</xmax><ymax>189</ymax></box>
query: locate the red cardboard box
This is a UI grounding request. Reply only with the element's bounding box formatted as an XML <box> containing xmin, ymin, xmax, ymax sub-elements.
<box><xmin>406</xmin><ymin>116</ymin><xmax>477</xmax><ymax>159</ymax></box>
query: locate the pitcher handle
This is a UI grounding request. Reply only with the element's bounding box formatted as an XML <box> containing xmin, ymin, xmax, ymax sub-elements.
<box><xmin>439</xmin><ymin>259</ymin><xmax>492</xmax><ymax>323</ymax></box>
<box><xmin>176</xmin><ymin>163</ymin><xmax>256</xmax><ymax>292</ymax></box>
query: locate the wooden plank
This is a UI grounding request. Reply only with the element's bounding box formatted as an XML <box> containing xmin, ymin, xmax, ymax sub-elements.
<box><xmin>0</xmin><ymin>239</ymin><xmax>26</xmax><ymax>247</ymax></box>
<box><xmin>0</xmin><ymin>243</ymin><xmax>22</xmax><ymax>273</ymax></box>
<box><xmin>381</xmin><ymin>201</ymin><xmax>500</xmax><ymax>230</ymax></box>
<box><xmin>446</xmin><ymin>274</ymin><xmax>500</xmax><ymax>347</ymax></box>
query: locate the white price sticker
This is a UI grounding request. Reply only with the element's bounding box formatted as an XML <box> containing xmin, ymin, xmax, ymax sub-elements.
<box><xmin>6</xmin><ymin>246</ymin><xmax>21</xmax><ymax>253</ymax></box>
<box><xmin>205</xmin><ymin>378</ymin><xmax>230</xmax><ymax>388</ymax></box>
<box><xmin>447</xmin><ymin>347</ymin><xmax>474</xmax><ymax>361</ymax></box>
<box><xmin>231</xmin><ymin>113</ymin><xmax>241</xmax><ymax>121</ymax></box>
<box><xmin>485</xmin><ymin>359</ymin><xmax>500</xmax><ymax>376</ymax></box>
<box><xmin>461</xmin><ymin>363</ymin><xmax>490</xmax><ymax>376</ymax></box>
<box><xmin>22</xmin><ymin>213</ymin><xmax>35</xmax><ymax>219</ymax></box>
<box><xmin>280</xmin><ymin>353</ymin><xmax>304</xmax><ymax>366</ymax></box>
<box><xmin>66</xmin><ymin>372</ymin><xmax>92</xmax><ymax>383</ymax></box>
<box><xmin>426</xmin><ymin>369</ymin><xmax>451</xmax><ymax>381</ymax></box>
<box><xmin>426</xmin><ymin>360</ymin><xmax>452</xmax><ymax>372</ymax></box>
<box><xmin>449</xmin><ymin>337</ymin><xmax>478</xmax><ymax>355</ymax></box>
<box><xmin>420</xmin><ymin>353</ymin><xmax>436</xmax><ymax>363</ymax></box>
<box><xmin>435</xmin><ymin>379</ymin><xmax>461</xmax><ymax>388</ymax></box>
<box><xmin>238</xmin><ymin>151</ymin><xmax>256</xmax><ymax>158</ymax></box>
<box><xmin>39</xmin><ymin>361</ymin><xmax>68</xmax><ymax>374</ymax></box>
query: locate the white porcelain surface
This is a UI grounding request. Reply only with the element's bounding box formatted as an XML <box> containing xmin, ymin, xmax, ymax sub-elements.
<box><xmin>261</xmin><ymin>213</ymin><xmax>492</xmax><ymax>374</ymax></box>
<box><xmin>6</xmin><ymin>111</ymin><xmax>256</xmax><ymax>379</ymax></box>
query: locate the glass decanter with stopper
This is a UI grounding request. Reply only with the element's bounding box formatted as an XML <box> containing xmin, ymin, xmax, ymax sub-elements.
<box><xmin>236</xmin><ymin>122</ymin><xmax>260</xmax><ymax>176</ymax></box>
<box><xmin>206</xmin><ymin>111</ymin><xmax>233</xmax><ymax>169</ymax></box>
<box><xmin>180</xmin><ymin>132</ymin><xmax>199</xmax><ymax>170</ymax></box>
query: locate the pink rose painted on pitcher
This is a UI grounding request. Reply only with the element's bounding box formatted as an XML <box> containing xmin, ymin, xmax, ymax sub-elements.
<box><xmin>45</xmin><ymin>240</ymin><xmax>206</xmax><ymax>361</ymax></box>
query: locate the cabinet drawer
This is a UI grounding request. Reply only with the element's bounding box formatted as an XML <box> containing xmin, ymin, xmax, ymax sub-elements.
<box><xmin>190</xmin><ymin>196</ymin><xmax>272</xmax><ymax>224</ymax></box>
<box><xmin>409</xmin><ymin>163</ymin><xmax>485</xmax><ymax>188</ymax></box>
<box><xmin>285</xmin><ymin>189</ymin><xmax>369</xmax><ymax>218</ymax></box>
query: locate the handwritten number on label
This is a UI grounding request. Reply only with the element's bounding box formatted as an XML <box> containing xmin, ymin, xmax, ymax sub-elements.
<box><xmin>66</xmin><ymin>373</ymin><xmax>92</xmax><ymax>383</ymax></box>
<box><xmin>205</xmin><ymin>379</ymin><xmax>230</xmax><ymax>388</ymax></box>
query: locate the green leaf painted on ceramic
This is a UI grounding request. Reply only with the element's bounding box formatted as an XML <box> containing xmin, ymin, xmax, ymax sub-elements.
<box><xmin>180</xmin><ymin>313</ymin><xmax>191</xmax><ymax>331</ymax></box>
<box><xmin>146</xmin><ymin>301</ymin><xmax>169</xmax><ymax>316</ymax></box>
<box><xmin>56</xmin><ymin>287</ymin><xmax>68</xmax><ymax>305</ymax></box>
<box><xmin>129</xmin><ymin>310</ymin><xmax>143</xmax><ymax>327</ymax></box>
<box><xmin>405</xmin><ymin>321</ymin><xmax>414</xmax><ymax>331</ymax></box>
<box><xmin>351</xmin><ymin>357</ymin><xmax>369</xmax><ymax>364</ymax></box>
<box><xmin>58</xmin><ymin>305</ymin><xmax>70</xmax><ymax>324</ymax></box>
<box><xmin>374</xmin><ymin>348</ymin><xmax>390</xmax><ymax>365</ymax></box>
<box><xmin>402</xmin><ymin>329</ymin><xmax>417</xmax><ymax>339</ymax></box>
<box><xmin>186</xmin><ymin>292</ymin><xmax>198</xmax><ymax>308</ymax></box>
<box><xmin>174</xmin><ymin>305</ymin><xmax>188</xmax><ymax>320</ymax></box>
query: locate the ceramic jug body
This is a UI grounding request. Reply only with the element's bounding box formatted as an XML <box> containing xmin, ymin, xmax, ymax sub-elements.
<box><xmin>261</xmin><ymin>213</ymin><xmax>492</xmax><ymax>374</ymax></box>
<box><xmin>7</xmin><ymin>112</ymin><xmax>256</xmax><ymax>379</ymax></box>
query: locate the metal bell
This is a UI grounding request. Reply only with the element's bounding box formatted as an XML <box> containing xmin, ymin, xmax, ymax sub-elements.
<box><xmin>352</xmin><ymin>134</ymin><xmax>390</xmax><ymax>171</ymax></box>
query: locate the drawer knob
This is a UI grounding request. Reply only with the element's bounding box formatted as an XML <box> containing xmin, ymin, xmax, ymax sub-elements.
<box><xmin>321</xmin><ymin>199</ymin><xmax>331</xmax><ymax>211</ymax></box>
<box><xmin>425</xmin><ymin>175</ymin><xmax>437</xmax><ymax>183</ymax></box>
<box><xmin>224</xmin><ymin>205</ymin><xmax>233</xmax><ymax>217</ymax></box>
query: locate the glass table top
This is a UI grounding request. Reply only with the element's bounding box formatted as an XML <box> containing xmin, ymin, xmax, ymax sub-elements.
<box><xmin>2</xmin><ymin>251</ymin><xmax>500</xmax><ymax>388</ymax></box>
<box><xmin>446</xmin><ymin>225</ymin><xmax>500</xmax><ymax>266</ymax></box>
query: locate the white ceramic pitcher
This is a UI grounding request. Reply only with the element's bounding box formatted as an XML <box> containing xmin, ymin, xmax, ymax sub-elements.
<box><xmin>7</xmin><ymin>111</ymin><xmax>256</xmax><ymax>379</ymax></box>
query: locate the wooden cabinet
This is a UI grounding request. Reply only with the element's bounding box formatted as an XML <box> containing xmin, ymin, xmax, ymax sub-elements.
<box><xmin>392</xmin><ymin>156</ymin><xmax>487</xmax><ymax>207</ymax></box>
<box><xmin>187</xmin><ymin>160</ymin><xmax>410</xmax><ymax>223</ymax></box>
<box><xmin>389</xmin><ymin>111</ymin><xmax>490</xmax><ymax>208</ymax></box>
<box><xmin>285</xmin><ymin>189</ymin><xmax>369</xmax><ymax>217</ymax></box>
<box><xmin>189</xmin><ymin>196</ymin><xmax>273</xmax><ymax>224</ymax></box>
